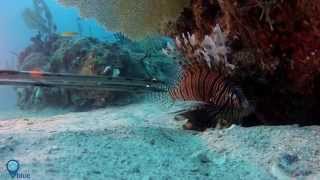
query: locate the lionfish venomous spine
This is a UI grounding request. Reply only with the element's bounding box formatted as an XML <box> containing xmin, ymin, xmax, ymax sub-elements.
<box><xmin>164</xmin><ymin>25</ymin><xmax>253</xmax><ymax>129</ymax></box>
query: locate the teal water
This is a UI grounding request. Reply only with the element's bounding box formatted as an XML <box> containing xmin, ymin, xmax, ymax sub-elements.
<box><xmin>0</xmin><ymin>0</ymin><xmax>114</xmax><ymax>118</ymax></box>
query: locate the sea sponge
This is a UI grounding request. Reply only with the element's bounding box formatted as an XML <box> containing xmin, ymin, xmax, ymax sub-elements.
<box><xmin>58</xmin><ymin>0</ymin><xmax>190</xmax><ymax>39</ymax></box>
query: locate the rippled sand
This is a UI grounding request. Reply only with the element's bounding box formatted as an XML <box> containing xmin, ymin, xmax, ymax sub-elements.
<box><xmin>0</xmin><ymin>103</ymin><xmax>319</xmax><ymax>179</ymax></box>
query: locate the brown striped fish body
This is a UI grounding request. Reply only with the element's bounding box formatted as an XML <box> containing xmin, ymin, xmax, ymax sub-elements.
<box><xmin>168</xmin><ymin>64</ymin><xmax>252</xmax><ymax>126</ymax></box>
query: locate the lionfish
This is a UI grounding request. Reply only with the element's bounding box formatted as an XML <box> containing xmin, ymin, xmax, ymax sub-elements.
<box><xmin>161</xmin><ymin>25</ymin><xmax>253</xmax><ymax>131</ymax></box>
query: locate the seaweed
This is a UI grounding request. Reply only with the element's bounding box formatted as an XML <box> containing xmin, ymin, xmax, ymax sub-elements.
<box><xmin>22</xmin><ymin>0</ymin><xmax>56</xmax><ymax>36</ymax></box>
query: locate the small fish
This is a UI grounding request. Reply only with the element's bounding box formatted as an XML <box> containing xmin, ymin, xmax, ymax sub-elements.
<box><xmin>60</xmin><ymin>32</ymin><xmax>79</xmax><ymax>37</ymax></box>
<box><xmin>102</xmin><ymin>66</ymin><xmax>112</xmax><ymax>74</ymax></box>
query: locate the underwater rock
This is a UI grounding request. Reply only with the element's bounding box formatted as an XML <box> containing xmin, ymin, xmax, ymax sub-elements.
<box><xmin>271</xmin><ymin>153</ymin><xmax>313</xmax><ymax>179</ymax></box>
<box><xmin>167</xmin><ymin>0</ymin><xmax>320</xmax><ymax>126</ymax></box>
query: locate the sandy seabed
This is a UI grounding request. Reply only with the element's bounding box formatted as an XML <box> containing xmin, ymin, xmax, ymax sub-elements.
<box><xmin>0</xmin><ymin>102</ymin><xmax>319</xmax><ymax>180</ymax></box>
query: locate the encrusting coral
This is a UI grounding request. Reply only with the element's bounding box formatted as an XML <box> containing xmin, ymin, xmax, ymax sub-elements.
<box><xmin>172</xmin><ymin>0</ymin><xmax>320</xmax><ymax>125</ymax></box>
<box><xmin>58</xmin><ymin>0</ymin><xmax>190</xmax><ymax>39</ymax></box>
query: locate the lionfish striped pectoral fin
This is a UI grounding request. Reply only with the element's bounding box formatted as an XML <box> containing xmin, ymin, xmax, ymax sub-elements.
<box><xmin>167</xmin><ymin>100</ymin><xmax>209</xmax><ymax>115</ymax></box>
<box><xmin>168</xmin><ymin>64</ymin><xmax>253</xmax><ymax>130</ymax></box>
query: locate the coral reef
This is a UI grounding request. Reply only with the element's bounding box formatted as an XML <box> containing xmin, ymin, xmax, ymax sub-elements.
<box><xmin>18</xmin><ymin>0</ymin><xmax>320</xmax><ymax>125</ymax></box>
<box><xmin>166</xmin><ymin>0</ymin><xmax>320</xmax><ymax>125</ymax></box>
<box><xmin>58</xmin><ymin>0</ymin><xmax>190</xmax><ymax>39</ymax></box>
<box><xmin>189</xmin><ymin>0</ymin><xmax>320</xmax><ymax>96</ymax></box>
<box><xmin>16</xmin><ymin>33</ymin><xmax>175</xmax><ymax>110</ymax></box>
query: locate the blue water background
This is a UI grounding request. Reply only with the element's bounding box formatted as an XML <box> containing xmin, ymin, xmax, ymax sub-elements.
<box><xmin>0</xmin><ymin>0</ymin><xmax>114</xmax><ymax>111</ymax></box>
